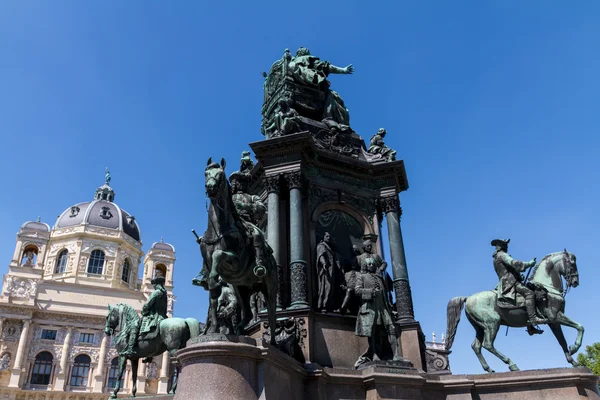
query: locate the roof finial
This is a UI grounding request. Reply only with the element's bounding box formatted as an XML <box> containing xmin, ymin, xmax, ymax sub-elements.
<box><xmin>37</xmin><ymin>216</ymin><xmax>41</xmax><ymax>222</ymax></box>
<box><xmin>160</xmin><ymin>237</ymin><xmax>164</xmax><ymax>243</ymax></box>
<box><xmin>105</xmin><ymin>167</ymin><xmax>111</xmax><ymax>185</ymax></box>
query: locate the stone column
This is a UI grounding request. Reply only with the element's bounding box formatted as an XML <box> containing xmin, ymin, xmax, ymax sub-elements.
<box><xmin>93</xmin><ymin>335</ymin><xmax>109</xmax><ymax>392</ymax></box>
<box><xmin>379</xmin><ymin>195</ymin><xmax>414</xmax><ymax>322</ymax></box>
<box><xmin>8</xmin><ymin>320</ymin><xmax>31</xmax><ymax>388</ymax></box>
<box><xmin>136</xmin><ymin>358</ymin><xmax>147</xmax><ymax>394</ymax></box>
<box><xmin>285</xmin><ymin>171</ymin><xmax>309</xmax><ymax>309</ymax></box>
<box><xmin>0</xmin><ymin>318</ymin><xmax>4</xmax><ymax>338</ymax></box>
<box><xmin>53</xmin><ymin>327</ymin><xmax>73</xmax><ymax>390</ymax></box>
<box><xmin>265</xmin><ymin>174</ymin><xmax>283</xmax><ymax>309</ymax></box>
<box><xmin>157</xmin><ymin>351</ymin><xmax>170</xmax><ymax>394</ymax></box>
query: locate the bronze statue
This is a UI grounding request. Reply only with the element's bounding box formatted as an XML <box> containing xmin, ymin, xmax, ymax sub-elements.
<box><xmin>289</xmin><ymin>47</ymin><xmax>354</xmax><ymax>125</ymax></box>
<box><xmin>125</xmin><ymin>270</ymin><xmax>168</xmax><ymax>360</ymax></box>
<box><xmin>105</xmin><ymin>281</ymin><xmax>200</xmax><ymax>399</ymax></box>
<box><xmin>354</xmin><ymin>258</ymin><xmax>402</xmax><ymax>368</ymax></box>
<box><xmin>239</xmin><ymin>151</ymin><xmax>254</xmax><ymax>174</ymax></box>
<box><xmin>199</xmin><ymin>157</ymin><xmax>278</xmax><ymax>344</ymax></box>
<box><xmin>264</xmin><ymin>96</ymin><xmax>301</xmax><ymax>137</ymax></box>
<box><xmin>446</xmin><ymin>247</ymin><xmax>583</xmax><ymax>372</ymax></box>
<box><xmin>339</xmin><ymin>245</ymin><xmax>361</xmax><ymax>315</ymax></box>
<box><xmin>215</xmin><ymin>281</ymin><xmax>239</xmax><ymax>334</ymax></box>
<box><xmin>315</xmin><ymin>232</ymin><xmax>343</xmax><ymax>313</ymax></box>
<box><xmin>249</xmin><ymin>289</ymin><xmax>266</xmax><ymax>325</ymax></box>
<box><xmin>491</xmin><ymin>239</ymin><xmax>546</xmax><ymax>327</ymax></box>
<box><xmin>367</xmin><ymin>128</ymin><xmax>396</xmax><ymax>161</ymax></box>
<box><xmin>230</xmin><ymin>171</ymin><xmax>269</xmax><ymax>277</ymax></box>
<box><xmin>356</xmin><ymin>240</ymin><xmax>393</xmax><ymax>305</ymax></box>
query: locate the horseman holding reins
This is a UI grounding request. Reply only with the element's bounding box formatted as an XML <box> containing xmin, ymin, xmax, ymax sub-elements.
<box><xmin>124</xmin><ymin>270</ymin><xmax>168</xmax><ymax>358</ymax></box>
<box><xmin>491</xmin><ymin>239</ymin><xmax>547</xmax><ymax>331</ymax></box>
<box><xmin>229</xmin><ymin>170</ymin><xmax>270</xmax><ymax>279</ymax></box>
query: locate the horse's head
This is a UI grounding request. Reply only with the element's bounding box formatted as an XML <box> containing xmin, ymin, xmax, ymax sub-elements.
<box><xmin>205</xmin><ymin>157</ymin><xmax>227</xmax><ymax>199</ymax></box>
<box><xmin>562</xmin><ymin>248</ymin><xmax>579</xmax><ymax>288</ymax></box>
<box><xmin>105</xmin><ymin>304</ymin><xmax>119</xmax><ymax>336</ymax></box>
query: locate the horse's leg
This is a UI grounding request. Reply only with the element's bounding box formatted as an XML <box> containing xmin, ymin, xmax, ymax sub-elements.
<box><xmin>263</xmin><ymin>274</ymin><xmax>278</xmax><ymax>346</ymax></box>
<box><xmin>109</xmin><ymin>355</ymin><xmax>127</xmax><ymax>399</ymax></box>
<box><xmin>130</xmin><ymin>358</ymin><xmax>138</xmax><ymax>398</ymax></box>
<box><xmin>554</xmin><ymin>312</ymin><xmax>585</xmax><ymax>356</ymax></box>
<box><xmin>470</xmin><ymin>324</ymin><xmax>493</xmax><ymax>373</ymax></box>
<box><xmin>206</xmin><ymin>250</ymin><xmax>225</xmax><ymax>334</ymax></box>
<box><xmin>235</xmin><ymin>286</ymin><xmax>252</xmax><ymax>334</ymax></box>
<box><xmin>481</xmin><ymin>322</ymin><xmax>519</xmax><ymax>371</ymax></box>
<box><xmin>548</xmin><ymin>323</ymin><xmax>579</xmax><ymax>367</ymax></box>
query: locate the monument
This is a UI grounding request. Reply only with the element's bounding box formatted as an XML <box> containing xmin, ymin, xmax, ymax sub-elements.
<box><xmin>172</xmin><ymin>48</ymin><xmax>599</xmax><ymax>400</ymax></box>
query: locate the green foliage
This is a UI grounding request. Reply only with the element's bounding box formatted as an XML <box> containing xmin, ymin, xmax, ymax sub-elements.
<box><xmin>577</xmin><ymin>342</ymin><xmax>600</xmax><ymax>388</ymax></box>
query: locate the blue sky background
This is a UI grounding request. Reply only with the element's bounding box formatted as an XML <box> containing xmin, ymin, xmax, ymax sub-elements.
<box><xmin>1</xmin><ymin>2</ymin><xmax>598</xmax><ymax>374</ymax></box>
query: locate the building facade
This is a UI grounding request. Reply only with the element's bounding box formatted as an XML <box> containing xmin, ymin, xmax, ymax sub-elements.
<box><xmin>0</xmin><ymin>179</ymin><xmax>177</xmax><ymax>400</ymax></box>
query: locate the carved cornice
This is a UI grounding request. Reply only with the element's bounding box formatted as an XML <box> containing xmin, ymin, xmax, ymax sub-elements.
<box><xmin>284</xmin><ymin>171</ymin><xmax>304</xmax><ymax>191</ymax></box>
<box><xmin>264</xmin><ymin>175</ymin><xmax>281</xmax><ymax>194</ymax></box>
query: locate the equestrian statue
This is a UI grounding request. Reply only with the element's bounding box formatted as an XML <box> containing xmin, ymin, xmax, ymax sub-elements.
<box><xmin>104</xmin><ymin>271</ymin><xmax>200</xmax><ymax>399</ymax></box>
<box><xmin>193</xmin><ymin>156</ymin><xmax>278</xmax><ymax>344</ymax></box>
<box><xmin>445</xmin><ymin>239</ymin><xmax>583</xmax><ymax>372</ymax></box>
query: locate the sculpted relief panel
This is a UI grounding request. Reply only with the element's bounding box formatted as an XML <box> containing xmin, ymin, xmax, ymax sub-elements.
<box><xmin>4</xmin><ymin>277</ymin><xmax>39</xmax><ymax>299</ymax></box>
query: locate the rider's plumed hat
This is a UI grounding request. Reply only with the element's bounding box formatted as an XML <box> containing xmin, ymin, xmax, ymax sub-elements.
<box><xmin>491</xmin><ymin>238</ymin><xmax>510</xmax><ymax>248</ymax></box>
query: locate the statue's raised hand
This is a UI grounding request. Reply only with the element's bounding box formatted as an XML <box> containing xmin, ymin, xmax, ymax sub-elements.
<box><xmin>344</xmin><ymin>64</ymin><xmax>355</xmax><ymax>74</ymax></box>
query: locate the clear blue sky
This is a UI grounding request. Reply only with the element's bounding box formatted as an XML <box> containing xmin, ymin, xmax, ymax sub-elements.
<box><xmin>1</xmin><ymin>2</ymin><xmax>598</xmax><ymax>374</ymax></box>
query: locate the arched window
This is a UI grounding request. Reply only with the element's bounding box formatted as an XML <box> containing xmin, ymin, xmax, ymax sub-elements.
<box><xmin>70</xmin><ymin>354</ymin><xmax>91</xmax><ymax>387</ymax></box>
<box><xmin>155</xmin><ymin>264</ymin><xmax>167</xmax><ymax>279</ymax></box>
<box><xmin>55</xmin><ymin>250</ymin><xmax>68</xmax><ymax>274</ymax></box>
<box><xmin>21</xmin><ymin>245</ymin><xmax>38</xmax><ymax>267</ymax></box>
<box><xmin>121</xmin><ymin>259</ymin><xmax>130</xmax><ymax>283</ymax></box>
<box><xmin>107</xmin><ymin>357</ymin><xmax>124</xmax><ymax>389</ymax></box>
<box><xmin>87</xmin><ymin>250</ymin><xmax>105</xmax><ymax>275</ymax></box>
<box><xmin>30</xmin><ymin>351</ymin><xmax>53</xmax><ymax>385</ymax></box>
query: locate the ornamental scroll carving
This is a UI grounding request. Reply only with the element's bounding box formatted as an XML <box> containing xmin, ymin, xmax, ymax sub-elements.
<box><xmin>284</xmin><ymin>171</ymin><xmax>303</xmax><ymax>190</ymax></box>
<box><xmin>378</xmin><ymin>196</ymin><xmax>401</xmax><ymax>215</ymax></box>
<box><xmin>264</xmin><ymin>175</ymin><xmax>281</xmax><ymax>194</ymax></box>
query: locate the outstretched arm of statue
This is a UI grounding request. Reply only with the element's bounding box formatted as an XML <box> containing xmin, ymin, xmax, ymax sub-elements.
<box><xmin>499</xmin><ymin>252</ymin><xmax>527</xmax><ymax>273</ymax></box>
<box><xmin>327</xmin><ymin>63</ymin><xmax>354</xmax><ymax>75</ymax></box>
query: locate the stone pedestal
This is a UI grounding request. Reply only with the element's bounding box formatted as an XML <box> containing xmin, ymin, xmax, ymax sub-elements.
<box><xmin>175</xmin><ymin>334</ymin><xmax>305</xmax><ymax>400</ymax></box>
<box><xmin>174</xmin><ymin>335</ymin><xmax>599</xmax><ymax>400</ymax></box>
<box><xmin>7</xmin><ymin>369</ymin><xmax>21</xmax><ymax>388</ymax></box>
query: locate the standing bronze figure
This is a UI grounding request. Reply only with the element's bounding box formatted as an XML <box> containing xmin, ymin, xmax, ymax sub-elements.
<box><xmin>354</xmin><ymin>258</ymin><xmax>402</xmax><ymax>368</ymax></box>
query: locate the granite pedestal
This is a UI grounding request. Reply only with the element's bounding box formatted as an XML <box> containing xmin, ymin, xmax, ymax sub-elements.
<box><xmin>174</xmin><ymin>334</ymin><xmax>599</xmax><ymax>400</ymax></box>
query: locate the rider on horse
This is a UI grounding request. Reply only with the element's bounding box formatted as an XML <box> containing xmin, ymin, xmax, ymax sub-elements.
<box><xmin>125</xmin><ymin>270</ymin><xmax>168</xmax><ymax>357</ymax></box>
<box><xmin>229</xmin><ymin>170</ymin><xmax>270</xmax><ymax>279</ymax></box>
<box><xmin>491</xmin><ymin>239</ymin><xmax>546</xmax><ymax>332</ymax></box>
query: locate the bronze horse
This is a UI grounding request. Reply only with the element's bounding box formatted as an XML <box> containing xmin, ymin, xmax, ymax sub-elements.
<box><xmin>199</xmin><ymin>157</ymin><xmax>278</xmax><ymax>343</ymax></box>
<box><xmin>446</xmin><ymin>250</ymin><xmax>583</xmax><ymax>372</ymax></box>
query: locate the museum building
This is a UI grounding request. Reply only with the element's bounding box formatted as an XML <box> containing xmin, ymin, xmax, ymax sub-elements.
<box><xmin>0</xmin><ymin>178</ymin><xmax>176</xmax><ymax>400</ymax></box>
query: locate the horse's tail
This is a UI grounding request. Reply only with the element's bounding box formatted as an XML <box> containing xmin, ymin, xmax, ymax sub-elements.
<box><xmin>445</xmin><ymin>296</ymin><xmax>467</xmax><ymax>351</ymax></box>
<box><xmin>185</xmin><ymin>318</ymin><xmax>200</xmax><ymax>341</ymax></box>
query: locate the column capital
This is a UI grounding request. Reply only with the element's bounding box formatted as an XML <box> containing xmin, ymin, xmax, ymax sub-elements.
<box><xmin>378</xmin><ymin>196</ymin><xmax>401</xmax><ymax>215</ymax></box>
<box><xmin>264</xmin><ymin>175</ymin><xmax>281</xmax><ymax>194</ymax></box>
<box><xmin>283</xmin><ymin>170</ymin><xmax>304</xmax><ymax>190</ymax></box>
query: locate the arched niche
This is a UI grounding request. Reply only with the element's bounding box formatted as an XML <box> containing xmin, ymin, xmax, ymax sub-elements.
<box><xmin>20</xmin><ymin>244</ymin><xmax>39</xmax><ymax>267</ymax></box>
<box><xmin>311</xmin><ymin>203</ymin><xmax>376</xmax><ymax>273</ymax></box>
